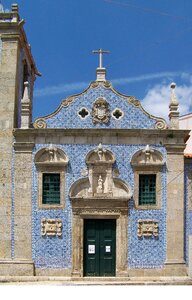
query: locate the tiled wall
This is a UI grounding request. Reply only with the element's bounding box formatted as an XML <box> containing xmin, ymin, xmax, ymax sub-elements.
<box><xmin>42</xmin><ymin>85</ymin><xmax>157</xmax><ymax>129</ymax></box>
<box><xmin>32</xmin><ymin>144</ymin><xmax>166</xmax><ymax>269</ymax></box>
<box><xmin>184</xmin><ymin>163</ymin><xmax>192</xmax><ymax>265</ymax></box>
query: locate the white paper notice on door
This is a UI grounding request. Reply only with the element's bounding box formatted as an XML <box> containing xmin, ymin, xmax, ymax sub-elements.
<box><xmin>105</xmin><ymin>246</ymin><xmax>111</xmax><ymax>253</ymax></box>
<box><xmin>88</xmin><ymin>245</ymin><xmax>95</xmax><ymax>254</ymax></box>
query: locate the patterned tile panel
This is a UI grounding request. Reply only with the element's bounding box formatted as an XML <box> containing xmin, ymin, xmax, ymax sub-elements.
<box><xmin>184</xmin><ymin>163</ymin><xmax>192</xmax><ymax>265</ymax></box>
<box><xmin>36</xmin><ymin>86</ymin><xmax>159</xmax><ymax>129</ymax></box>
<box><xmin>32</xmin><ymin>144</ymin><xmax>167</xmax><ymax>269</ymax></box>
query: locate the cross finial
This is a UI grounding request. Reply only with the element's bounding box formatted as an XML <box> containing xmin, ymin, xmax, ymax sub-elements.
<box><xmin>92</xmin><ymin>48</ymin><xmax>110</xmax><ymax>69</ymax></box>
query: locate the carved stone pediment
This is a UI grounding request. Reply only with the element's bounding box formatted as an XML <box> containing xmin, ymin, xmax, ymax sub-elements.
<box><xmin>35</xmin><ymin>145</ymin><xmax>69</xmax><ymax>167</ymax></box>
<box><xmin>69</xmin><ymin>177</ymin><xmax>132</xmax><ymax>200</ymax></box>
<box><xmin>86</xmin><ymin>143</ymin><xmax>115</xmax><ymax>165</ymax></box>
<box><xmin>131</xmin><ymin>145</ymin><xmax>164</xmax><ymax>168</ymax></box>
<box><xmin>70</xmin><ymin>144</ymin><xmax>132</xmax><ymax>200</ymax></box>
<box><xmin>91</xmin><ymin>97</ymin><xmax>110</xmax><ymax>124</ymax></box>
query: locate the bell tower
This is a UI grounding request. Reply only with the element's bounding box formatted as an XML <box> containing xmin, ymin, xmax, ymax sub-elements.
<box><xmin>0</xmin><ymin>3</ymin><xmax>39</xmax><ymax>268</ymax></box>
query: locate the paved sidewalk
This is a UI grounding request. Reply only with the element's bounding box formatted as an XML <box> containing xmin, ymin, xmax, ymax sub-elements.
<box><xmin>0</xmin><ymin>276</ymin><xmax>191</xmax><ymax>285</ymax></box>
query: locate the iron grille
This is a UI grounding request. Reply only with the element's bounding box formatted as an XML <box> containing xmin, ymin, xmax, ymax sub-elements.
<box><xmin>139</xmin><ymin>174</ymin><xmax>156</xmax><ymax>205</ymax></box>
<box><xmin>42</xmin><ymin>173</ymin><xmax>60</xmax><ymax>204</ymax></box>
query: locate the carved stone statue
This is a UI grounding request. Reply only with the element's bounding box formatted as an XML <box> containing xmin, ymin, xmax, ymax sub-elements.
<box><xmin>96</xmin><ymin>175</ymin><xmax>103</xmax><ymax>194</ymax></box>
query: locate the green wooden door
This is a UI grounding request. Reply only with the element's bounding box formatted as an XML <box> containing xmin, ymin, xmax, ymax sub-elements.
<box><xmin>84</xmin><ymin>219</ymin><xmax>116</xmax><ymax>277</ymax></box>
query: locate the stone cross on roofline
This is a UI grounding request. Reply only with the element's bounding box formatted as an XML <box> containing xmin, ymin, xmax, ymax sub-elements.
<box><xmin>92</xmin><ymin>48</ymin><xmax>110</xmax><ymax>82</ymax></box>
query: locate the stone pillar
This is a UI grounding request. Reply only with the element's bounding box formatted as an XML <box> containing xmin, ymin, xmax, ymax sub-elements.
<box><xmin>165</xmin><ymin>144</ymin><xmax>186</xmax><ymax>275</ymax></box>
<box><xmin>169</xmin><ymin>83</ymin><xmax>179</xmax><ymax>129</ymax></box>
<box><xmin>0</xmin><ymin>36</ymin><xmax>20</xmax><ymax>262</ymax></box>
<box><xmin>13</xmin><ymin>142</ymin><xmax>34</xmax><ymax>275</ymax></box>
<box><xmin>116</xmin><ymin>210</ymin><xmax>128</xmax><ymax>277</ymax></box>
<box><xmin>72</xmin><ymin>212</ymin><xmax>82</xmax><ymax>277</ymax></box>
<box><xmin>21</xmin><ymin>82</ymin><xmax>31</xmax><ymax>129</ymax></box>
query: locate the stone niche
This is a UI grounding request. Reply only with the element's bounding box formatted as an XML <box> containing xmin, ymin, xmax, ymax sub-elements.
<box><xmin>69</xmin><ymin>143</ymin><xmax>132</xmax><ymax>200</ymax></box>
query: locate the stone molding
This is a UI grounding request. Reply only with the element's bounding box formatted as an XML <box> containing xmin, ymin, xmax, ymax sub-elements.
<box><xmin>71</xmin><ymin>202</ymin><xmax>128</xmax><ymax>277</ymax></box>
<box><xmin>35</xmin><ymin>146</ymin><xmax>68</xmax><ymax>209</ymax></box>
<box><xmin>131</xmin><ymin>146</ymin><xmax>163</xmax><ymax>210</ymax></box>
<box><xmin>133</xmin><ymin>169</ymin><xmax>162</xmax><ymax>210</ymax></box>
<box><xmin>13</xmin><ymin>128</ymin><xmax>190</xmax><ymax>142</ymax></box>
<box><xmin>14</xmin><ymin>142</ymin><xmax>34</xmax><ymax>153</ymax></box>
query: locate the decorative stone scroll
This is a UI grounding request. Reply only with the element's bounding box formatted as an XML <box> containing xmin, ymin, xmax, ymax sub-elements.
<box><xmin>155</xmin><ymin>120</ymin><xmax>167</xmax><ymax>130</ymax></box>
<box><xmin>92</xmin><ymin>97</ymin><xmax>110</xmax><ymax>124</ymax></box>
<box><xmin>41</xmin><ymin>219</ymin><xmax>62</xmax><ymax>237</ymax></box>
<box><xmin>137</xmin><ymin>220</ymin><xmax>159</xmax><ymax>237</ymax></box>
<box><xmin>33</xmin><ymin>118</ymin><xmax>47</xmax><ymax>129</ymax></box>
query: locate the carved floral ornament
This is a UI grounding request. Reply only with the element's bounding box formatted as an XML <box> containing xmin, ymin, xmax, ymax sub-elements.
<box><xmin>138</xmin><ymin>220</ymin><xmax>159</xmax><ymax>237</ymax></box>
<box><xmin>41</xmin><ymin>219</ymin><xmax>62</xmax><ymax>237</ymax></box>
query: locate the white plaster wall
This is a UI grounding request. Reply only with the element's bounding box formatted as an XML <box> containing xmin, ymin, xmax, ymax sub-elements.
<box><xmin>179</xmin><ymin>114</ymin><xmax>192</xmax><ymax>154</ymax></box>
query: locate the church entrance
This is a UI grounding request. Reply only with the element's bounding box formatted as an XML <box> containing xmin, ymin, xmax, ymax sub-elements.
<box><xmin>83</xmin><ymin>219</ymin><xmax>116</xmax><ymax>277</ymax></box>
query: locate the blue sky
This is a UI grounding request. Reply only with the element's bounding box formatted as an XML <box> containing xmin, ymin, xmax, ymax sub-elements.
<box><xmin>2</xmin><ymin>0</ymin><xmax>192</xmax><ymax>120</ymax></box>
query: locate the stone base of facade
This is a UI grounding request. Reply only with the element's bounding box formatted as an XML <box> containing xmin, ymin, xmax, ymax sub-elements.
<box><xmin>0</xmin><ymin>262</ymin><xmax>188</xmax><ymax>277</ymax></box>
<box><xmin>0</xmin><ymin>260</ymin><xmax>34</xmax><ymax>276</ymax></box>
<box><xmin>128</xmin><ymin>264</ymin><xmax>187</xmax><ymax>277</ymax></box>
<box><xmin>35</xmin><ymin>268</ymin><xmax>71</xmax><ymax>277</ymax></box>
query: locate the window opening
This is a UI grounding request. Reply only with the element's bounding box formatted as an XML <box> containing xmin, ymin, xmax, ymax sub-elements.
<box><xmin>42</xmin><ymin>173</ymin><xmax>60</xmax><ymax>204</ymax></box>
<box><xmin>112</xmin><ymin>109</ymin><xmax>123</xmax><ymax>120</ymax></box>
<box><xmin>78</xmin><ymin>108</ymin><xmax>89</xmax><ymax>119</ymax></box>
<box><xmin>139</xmin><ymin>174</ymin><xmax>156</xmax><ymax>205</ymax></box>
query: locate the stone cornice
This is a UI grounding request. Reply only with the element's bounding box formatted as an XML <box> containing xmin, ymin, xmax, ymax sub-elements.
<box><xmin>165</xmin><ymin>143</ymin><xmax>186</xmax><ymax>154</ymax></box>
<box><xmin>13</xmin><ymin>128</ymin><xmax>190</xmax><ymax>139</ymax></box>
<box><xmin>14</xmin><ymin>142</ymin><xmax>35</xmax><ymax>153</ymax></box>
<box><xmin>0</xmin><ymin>22</ymin><xmax>40</xmax><ymax>77</ymax></box>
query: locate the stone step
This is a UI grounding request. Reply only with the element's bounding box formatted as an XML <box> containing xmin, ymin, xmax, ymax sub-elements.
<box><xmin>0</xmin><ymin>276</ymin><xmax>191</xmax><ymax>285</ymax></box>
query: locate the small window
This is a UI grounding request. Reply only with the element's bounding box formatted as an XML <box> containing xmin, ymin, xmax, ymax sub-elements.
<box><xmin>78</xmin><ymin>107</ymin><xmax>89</xmax><ymax>119</ymax></box>
<box><xmin>112</xmin><ymin>108</ymin><xmax>124</xmax><ymax>120</ymax></box>
<box><xmin>42</xmin><ymin>173</ymin><xmax>60</xmax><ymax>205</ymax></box>
<box><xmin>139</xmin><ymin>174</ymin><xmax>156</xmax><ymax>205</ymax></box>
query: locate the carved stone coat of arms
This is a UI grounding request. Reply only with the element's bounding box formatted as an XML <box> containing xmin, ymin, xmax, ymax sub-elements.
<box><xmin>92</xmin><ymin>97</ymin><xmax>110</xmax><ymax>124</ymax></box>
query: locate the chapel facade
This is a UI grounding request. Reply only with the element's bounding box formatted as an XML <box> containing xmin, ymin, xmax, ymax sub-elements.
<box><xmin>0</xmin><ymin>4</ymin><xmax>192</xmax><ymax>279</ymax></box>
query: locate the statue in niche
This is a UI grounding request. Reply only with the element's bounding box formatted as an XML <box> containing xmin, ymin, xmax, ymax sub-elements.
<box><xmin>96</xmin><ymin>175</ymin><xmax>104</xmax><ymax>194</ymax></box>
<box><xmin>95</xmin><ymin>143</ymin><xmax>106</xmax><ymax>161</ymax></box>
<box><xmin>46</xmin><ymin>144</ymin><xmax>57</xmax><ymax>162</ymax></box>
<box><xmin>142</xmin><ymin>145</ymin><xmax>154</xmax><ymax>162</ymax></box>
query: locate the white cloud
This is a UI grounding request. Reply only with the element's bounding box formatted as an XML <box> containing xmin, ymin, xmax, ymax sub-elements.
<box><xmin>142</xmin><ymin>84</ymin><xmax>192</xmax><ymax>120</ymax></box>
<box><xmin>112</xmin><ymin>71</ymin><xmax>181</xmax><ymax>86</ymax></box>
<box><xmin>35</xmin><ymin>81</ymin><xmax>88</xmax><ymax>97</ymax></box>
<box><xmin>34</xmin><ymin>71</ymin><xmax>184</xmax><ymax>98</ymax></box>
